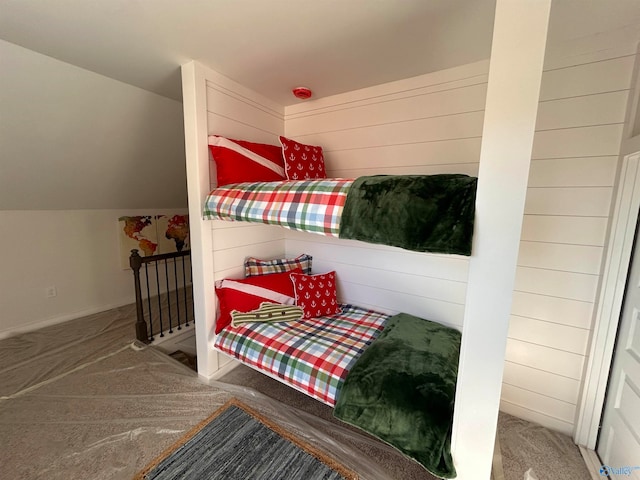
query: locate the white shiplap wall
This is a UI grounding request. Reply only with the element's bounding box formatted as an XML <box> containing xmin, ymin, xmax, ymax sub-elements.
<box><xmin>283</xmin><ymin>47</ymin><xmax>637</xmax><ymax>434</ymax></box>
<box><xmin>183</xmin><ymin>64</ymin><xmax>288</xmax><ymax>376</ymax></box>
<box><xmin>192</xmin><ymin>36</ymin><xmax>636</xmax><ymax>432</ymax></box>
<box><xmin>204</xmin><ymin>80</ymin><xmax>287</xmax><ymax>282</ymax></box>
<box><xmin>284</xmin><ymin>61</ymin><xmax>489</xmax><ymax>329</ymax></box>
<box><xmin>502</xmin><ymin>51</ymin><xmax>637</xmax><ymax>434</ymax></box>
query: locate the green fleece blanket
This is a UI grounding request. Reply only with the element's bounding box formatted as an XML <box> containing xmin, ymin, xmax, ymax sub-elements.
<box><xmin>333</xmin><ymin>313</ymin><xmax>461</xmax><ymax>478</ymax></box>
<box><xmin>339</xmin><ymin>174</ymin><xmax>477</xmax><ymax>255</ymax></box>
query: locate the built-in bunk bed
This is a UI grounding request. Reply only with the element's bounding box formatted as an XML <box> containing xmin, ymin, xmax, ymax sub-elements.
<box><xmin>181</xmin><ymin>4</ymin><xmax>550</xmax><ymax>478</ymax></box>
<box><xmin>200</xmin><ymin>133</ymin><xmax>477</xmax><ymax>477</ymax></box>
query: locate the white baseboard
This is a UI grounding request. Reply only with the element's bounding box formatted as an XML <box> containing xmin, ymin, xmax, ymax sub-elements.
<box><xmin>207</xmin><ymin>358</ymin><xmax>241</xmax><ymax>381</ymax></box>
<box><xmin>579</xmin><ymin>446</ymin><xmax>603</xmax><ymax>480</ymax></box>
<box><xmin>492</xmin><ymin>432</ymin><xmax>505</xmax><ymax>480</ymax></box>
<box><xmin>0</xmin><ymin>297</ymin><xmax>135</xmax><ymax>340</ymax></box>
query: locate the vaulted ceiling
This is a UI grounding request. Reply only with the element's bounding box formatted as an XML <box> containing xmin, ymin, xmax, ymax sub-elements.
<box><xmin>2</xmin><ymin>0</ymin><xmax>638</xmax><ymax>106</ymax></box>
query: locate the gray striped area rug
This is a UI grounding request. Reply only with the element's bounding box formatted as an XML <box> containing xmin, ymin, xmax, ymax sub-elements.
<box><xmin>135</xmin><ymin>399</ymin><xmax>358</xmax><ymax>480</ymax></box>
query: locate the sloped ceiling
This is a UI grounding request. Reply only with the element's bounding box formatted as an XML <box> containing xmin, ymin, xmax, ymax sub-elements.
<box><xmin>2</xmin><ymin>1</ymin><xmax>640</xmax><ymax>105</ymax></box>
<box><xmin>0</xmin><ymin>0</ymin><xmax>498</xmax><ymax>104</ymax></box>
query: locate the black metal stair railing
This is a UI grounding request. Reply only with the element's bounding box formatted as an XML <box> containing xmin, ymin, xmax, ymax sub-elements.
<box><xmin>129</xmin><ymin>249</ymin><xmax>193</xmax><ymax>344</ymax></box>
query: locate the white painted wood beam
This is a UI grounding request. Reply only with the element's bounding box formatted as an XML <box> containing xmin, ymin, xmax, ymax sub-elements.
<box><xmin>451</xmin><ymin>1</ymin><xmax>551</xmax><ymax>478</ymax></box>
<box><xmin>181</xmin><ymin>61</ymin><xmax>219</xmax><ymax>378</ymax></box>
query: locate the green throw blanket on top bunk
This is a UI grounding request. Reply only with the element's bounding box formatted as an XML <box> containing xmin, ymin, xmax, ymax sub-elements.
<box><xmin>333</xmin><ymin>312</ymin><xmax>461</xmax><ymax>478</ymax></box>
<box><xmin>339</xmin><ymin>174</ymin><xmax>477</xmax><ymax>255</ymax></box>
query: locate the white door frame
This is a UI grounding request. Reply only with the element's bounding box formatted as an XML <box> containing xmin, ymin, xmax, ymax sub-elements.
<box><xmin>574</xmin><ymin>151</ymin><xmax>640</xmax><ymax>449</ymax></box>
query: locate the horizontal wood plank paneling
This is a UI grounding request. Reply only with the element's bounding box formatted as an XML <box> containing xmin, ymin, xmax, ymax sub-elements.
<box><xmin>500</xmin><ymin>384</ymin><xmax>576</xmax><ymax>425</ymax></box>
<box><xmin>307</xmin><ymin>110</ymin><xmax>484</xmax><ymax>152</ymax></box>
<box><xmin>508</xmin><ymin>50</ymin><xmax>631</xmax><ymax>432</ymax></box>
<box><xmin>517</xmin><ymin>241</ymin><xmax>603</xmax><ymax>275</ymax></box>
<box><xmin>513</xmin><ymin>50</ymin><xmax>633</xmax><ymax>433</ymax></box>
<box><xmin>324</xmin><ymin>137</ymin><xmax>482</xmax><ymax>171</ymax></box>
<box><xmin>206</xmin><ymin>85</ymin><xmax>282</xmax><ymax>136</ymax></box>
<box><xmin>528</xmin><ymin>156</ymin><xmax>618</xmax><ymax>188</ymax></box>
<box><xmin>311</xmin><ymin>259</ymin><xmax>467</xmax><ymax>305</ymax></box>
<box><xmin>330</xmin><ymin>162</ymin><xmax>479</xmax><ymax>179</ymax></box>
<box><xmin>542</xmin><ymin>29</ymin><xmax>638</xmax><ymax>72</ymax></box>
<box><xmin>520</xmin><ymin>215</ymin><xmax>608</xmax><ymax>245</ymax></box>
<box><xmin>212</xmin><ymin>237</ymin><xmax>284</xmax><ymax>274</ymax></box>
<box><xmin>506</xmin><ymin>338</ymin><xmax>586</xmax><ymax>380</ymax></box>
<box><xmin>206</xmin><ymin>111</ymin><xmax>280</xmax><ymax>144</ymax></box>
<box><xmin>285</xmin><ymin>233</ymin><xmax>470</xmax><ymax>282</ymax></box>
<box><xmin>286</xmin><ymin>83</ymin><xmax>487</xmax><ymax>137</ymax></box>
<box><xmin>511</xmin><ymin>291</ymin><xmax>594</xmax><ymax>329</ymax></box>
<box><xmin>284</xmin><ymin>66</ymin><xmax>480</xmax><ymax>344</ymax></box>
<box><xmin>205</xmin><ymin>83</ymin><xmax>284</xmax><ymax>192</ymax></box>
<box><xmin>336</xmin><ymin>281</ymin><xmax>466</xmax><ymax>329</ymax></box>
<box><xmin>285</xmin><ymin>60</ymin><xmax>489</xmax><ymax>117</ymax></box>
<box><xmin>524</xmin><ymin>187</ymin><xmax>612</xmax><ymax>217</ymax></box>
<box><xmin>532</xmin><ymin>124</ymin><xmax>624</xmax><ymax>159</ymax></box>
<box><xmin>204</xmin><ymin>76</ymin><xmax>287</xmax><ymax>329</ymax></box>
<box><xmin>514</xmin><ymin>266</ymin><xmax>599</xmax><ymax>302</ymax></box>
<box><xmin>503</xmin><ymin>361</ymin><xmax>581</xmax><ymax>404</ymax></box>
<box><xmin>508</xmin><ymin>315</ymin><xmax>590</xmax><ymax>355</ymax></box>
<box><xmin>539</xmin><ymin>55</ymin><xmax>635</xmax><ymax>102</ymax></box>
<box><xmin>536</xmin><ymin>90</ymin><xmax>628</xmax><ymax>131</ymax></box>
<box><xmin>212</xmin><ymin>222</ymin><xmax>285</xmax><ymax>251</ymax></box>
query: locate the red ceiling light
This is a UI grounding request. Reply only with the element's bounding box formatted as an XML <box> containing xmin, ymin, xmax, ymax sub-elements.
<box><xmin>292</xmin><ymin>87</ymin><xmax>312</xmax><ymax>100</ymax></box>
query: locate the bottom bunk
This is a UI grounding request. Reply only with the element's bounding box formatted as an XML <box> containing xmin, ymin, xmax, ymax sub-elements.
<box><xmin>215</xmin><ymin>304</ymin><xmax>388</xmax><ymax>406</ymax></box>
<box><xmin>213</xmin><ymin>266</ymin><xmax>461</xmax><ymax>479</ymax></box>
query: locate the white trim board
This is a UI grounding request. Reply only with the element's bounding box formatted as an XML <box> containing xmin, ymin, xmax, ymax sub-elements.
<box><xmin>580</xmin><ymin>446</ymin><xmax>603</xmax><ymax>480</ymax></box>
<box><xmin>574</xmin><ymin>151</ymin><xmax>640</xmax><ymax>448</ymax></box>
<box><xmin>451</xmin><ymin>2</ymin><xmax>551</xmax><ymax>479</ymax></box>
<box><xmin>0</xmin><ymin>297</ymin><xmax>135</xmax><ymax>340</ymax></box>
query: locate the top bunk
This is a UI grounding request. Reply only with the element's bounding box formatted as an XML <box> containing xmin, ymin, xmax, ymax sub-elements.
<box><xmin>203</xmin><ymin>134</ymin><xmax>478</xmax><ymax>255</ymax></box>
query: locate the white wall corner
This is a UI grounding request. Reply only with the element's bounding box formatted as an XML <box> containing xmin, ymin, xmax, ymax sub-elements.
<box><xmin>622</xmin><ymin>43</ymin><xmax>640</xmax><ymax>154</ymax></box>
<box><xmin>181</xmin><ymin>61</ymin><xmax>218</xmax><ymax>377</ymax></box>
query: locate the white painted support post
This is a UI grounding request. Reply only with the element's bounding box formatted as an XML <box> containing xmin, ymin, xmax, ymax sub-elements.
<box><xmin>181</xmin><ymin>61</ymin><xmax>219</xmax><ymax>378</ymax></box>
<box><xmin>451</xmin><ymin>1</ymin><xmax>551</xmax><ymax>479</ymax></box>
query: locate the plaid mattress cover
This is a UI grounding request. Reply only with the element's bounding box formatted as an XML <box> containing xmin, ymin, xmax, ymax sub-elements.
<box><xmin>203</xmin><ymin>179</ymin><xmax>354</xmax><ymax>236</ymax></box>
<box><xmin>214</xmin><ymin>304</ymin><xmax>389</xmax><ymax>406</ymax></box>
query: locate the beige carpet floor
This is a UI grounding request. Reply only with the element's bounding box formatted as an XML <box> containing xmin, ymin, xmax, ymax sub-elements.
<box><xmin>0</xmin><ymin>306</ymin><xmax>437</xmax><ymax>480</ymax></box>
<box><xmin>218</xmin><ymin>365</ymin><xmax>594</xmax><ymax>480</ymax></box>
<box><xmin>495</xmin><ymin>413</ymin><xmax>593</xmax><ymax>480</ymax></box>
<box><xmin>0</xmin><ymin>304</ymin><xmax>594</xmax><ymax>480</ymax></box>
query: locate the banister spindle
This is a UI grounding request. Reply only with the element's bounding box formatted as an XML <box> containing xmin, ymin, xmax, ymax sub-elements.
<box><xmin>130</xmin><ymin>250</ymin><xmax>149</xmax><ymax>343</ymax></box>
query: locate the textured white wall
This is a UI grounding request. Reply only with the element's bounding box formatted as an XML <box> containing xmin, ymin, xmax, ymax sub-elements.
<box><xmin>0</xmin><ymin>39</ymin><xmax>187</xmax><ymax>210</ymax></box>
<box><xmin>0</xmin><ymin>40</ymin><xmax>189</xmax><ymax>336</ymax></box>
<box><xmin>0</xmin><ymin>208</ymin><xmax>187</xmax><ymax>338</ymax></box>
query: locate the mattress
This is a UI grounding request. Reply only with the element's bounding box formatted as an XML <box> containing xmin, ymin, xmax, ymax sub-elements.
<box><xmin>203</xmin><ymin>179</ymin><xmax>353</xmax><ymax>237</ymax></box>
<box><xmin>202</xmin><ymin>175</ymin><xmax>478</xmax><ymax>255</ymax></box>
<box><xmin>213</xmin><ymin>304</ymin><xmax>389</xmax><ymax>406</ymax></box>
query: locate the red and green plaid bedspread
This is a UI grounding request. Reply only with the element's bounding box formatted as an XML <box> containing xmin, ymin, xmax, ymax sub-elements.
<box><xmin>213</xmin><ymin>304</ymin><xmax>389</xmax><ymax>406</ymax></box>
<box><xmin>203</xmin><ymin>179</ymin><xmax>354</xmax><ymax>237</ymax></box>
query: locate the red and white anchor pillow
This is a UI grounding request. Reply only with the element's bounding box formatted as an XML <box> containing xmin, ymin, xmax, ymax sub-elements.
<box><xmin>279</xmin><ymin>136</ymin><xmax>327</xmax><ymax>181</ymax></box>
<box><xmin>289</xmin><ymin>271</ymin><xmax>341</xmax><ymax>319</ymax></box>
<box><xmin>214</xmin><ymin>269</ymin><xmax>301</xmax><ymax>333</ymax></box>
<box><xmin>208</xmin><ymin>135</ymin><xmax>286</xmax><ymax>187</ymax></box>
